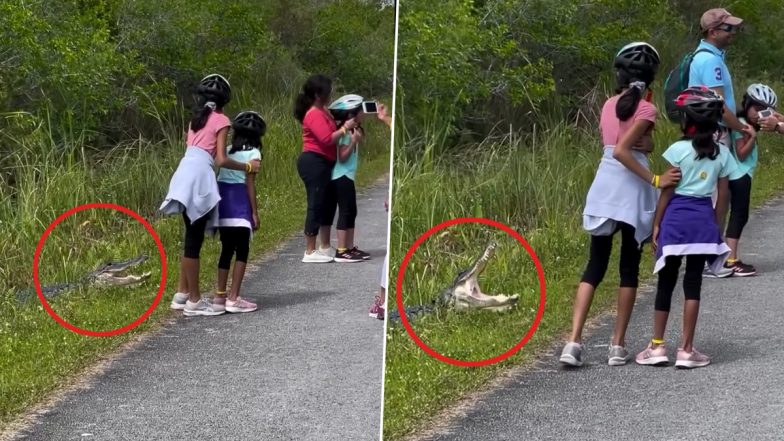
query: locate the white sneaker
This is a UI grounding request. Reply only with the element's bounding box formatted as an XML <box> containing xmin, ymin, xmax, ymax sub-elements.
<box><xmin>183</xmin><ymin>298</ymin><xmax>225</xmax><ymax>317</ymax></box>
<box><xmin>702</xmin><ymin>263</ymin><xmax>733</xmax><ymax>278</ymax></box>
<box><xmin>302</xmin><ymin>249</ymin><xmax>334</xmax><ymax>263</ymax></box>
<box><xmin>170</xmin><ymin>292</ymin><xmax>189</xmax><ymax>310</ymax></box>
<box><xmin>319</xmin><ymin>246</ymin><xmax>336</xmax><ymax>257</ymax></box>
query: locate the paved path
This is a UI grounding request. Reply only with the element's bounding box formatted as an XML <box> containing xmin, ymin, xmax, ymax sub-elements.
<box><xmin>424</xmin><ymin>198</ymin><xmax>784</xmax><ymax>441</ymax></box>
<box><xmin>15</xmin><ymin>180</ymin><xmax>388</xmax><ymax>441</ymax></box>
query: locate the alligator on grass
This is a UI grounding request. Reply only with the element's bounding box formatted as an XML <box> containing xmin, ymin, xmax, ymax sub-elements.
<box><xmin>15</xmin><ymin>255</ymin><xmax>151</xmax><ymax>303</ymax></box>
<box><xmin>388</xmin><ymin>242</ymin><xmax>519</xmax><ymax>324</ymax></box>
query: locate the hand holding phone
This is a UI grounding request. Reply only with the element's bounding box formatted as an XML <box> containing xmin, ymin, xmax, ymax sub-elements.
<box><xmin>362</xmin><ymin>101</ymin><xmax>378</xmax><ymax>114</ymax></box>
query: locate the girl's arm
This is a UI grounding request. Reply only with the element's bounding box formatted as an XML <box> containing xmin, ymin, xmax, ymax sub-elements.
<box><xmin>337</xmin><ymin>137</ymin><xmax>357</xmax><ymax>163</ymax></box>
<box><xmin>734</xmin><ymin>132</ymin><xmax>756</xmax><ymax>161</ymax></box>
<box><xmin>652</xmin><ymin>174</ymin><xmax>676</xmax><ymax>252</ymax></box>
<box><xmin>246</xmin><ymin>167</ymin><xmax>260</xmax><ymax>230</ymax></box>
<box><xmin>716</xmin><ymin>176</ymin><xmax>730</xmax><ymax>225</ymax></box>
<box><xmin>613</xmin><ymin>120</ymin><xmax>680</xmax><ymax>188</ymax></box>
<box><xmin>308</xmin><ymin>111</ymin><xmax>356</xmax><ymax>146</ymax></box>
<box><xmin>214</xmin><ymin>128</ymin><xmax>260</xmax><ymax>173</ymax></box>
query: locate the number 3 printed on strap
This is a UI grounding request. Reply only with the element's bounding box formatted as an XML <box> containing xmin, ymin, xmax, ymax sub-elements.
<box><xmin>715</xmin><ymin>67</ymin><xmax>723</xmax><ymax>81</ymax></box>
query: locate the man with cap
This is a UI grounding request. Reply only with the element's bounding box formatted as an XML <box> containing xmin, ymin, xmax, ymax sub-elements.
<box><xmin>690</xmin><ymin>8</ymin><xmax>755</xmax><ymax>279</ymax></box>
<box><xmin>689</xmin><ymin>8</ymin><xmax>754</xmax><ymax>144</ymax></box>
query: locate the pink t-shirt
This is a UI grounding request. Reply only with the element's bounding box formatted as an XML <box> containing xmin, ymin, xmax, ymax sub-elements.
<box><xmin>599</xmin><ymin>96</ymin><xmax>657</xmax><ymax>146</ymax></box>
<box><xmin>186</xmin><ymin>111</ymin><xmax>231</xmax><ymax>157</ymax></box>
<box><xmin>302</xmin><ymin>107</ymin><xmax>337</xmax><ymax>162</ymax></box>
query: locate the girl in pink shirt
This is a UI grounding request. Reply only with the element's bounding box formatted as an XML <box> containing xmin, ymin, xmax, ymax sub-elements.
<box><xmin>294</xmin><ymin>74</ymin><xmax>358</xmax><ymax>263</ymax></box>
<box><xmin>160</xmin><ymin>74</ymin><xmax>260</xmax><ymax>317</ymax></box>
<box><xmin>559</xmin><ymin>43</ymin><xmax>682</xmax><ymax>367</ymax></box>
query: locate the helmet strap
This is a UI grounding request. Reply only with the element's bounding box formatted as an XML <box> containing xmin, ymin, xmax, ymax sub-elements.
<box><xmin>204</xmin><ymin>101</ymin><xmax>217</xmax><ymax>110</ymax></box>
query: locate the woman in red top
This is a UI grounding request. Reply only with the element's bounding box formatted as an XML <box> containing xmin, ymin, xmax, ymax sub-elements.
<box><xmin>294</xmin><ymin>74</ymin><xmax>358</xmax><ymax>263</ymax></box>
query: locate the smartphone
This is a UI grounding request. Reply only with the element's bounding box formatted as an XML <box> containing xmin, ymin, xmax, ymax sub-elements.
<box><xmin>759</xmin><ymin>108</ymin><xmax>774</xmax><ymax>119</ymax></box>
<box><xmin>362</xmin><ymin>101</ymin><xmax>378</xmax><ymax>114</ymax></box>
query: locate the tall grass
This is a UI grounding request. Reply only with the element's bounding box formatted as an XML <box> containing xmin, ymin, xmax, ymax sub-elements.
<box><xmin>383</xmin><ymin>83</ymin><xmax>784</xmax><ymax>439</ymax></box>
<box><xmin>0</xmin><ymin>91</ymin><xmax>391</xmax><ymax>428</ymax></box>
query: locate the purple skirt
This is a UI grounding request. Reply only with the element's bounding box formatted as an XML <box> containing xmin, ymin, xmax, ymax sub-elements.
<box><xmin>217</xmin><ymin>182</ymin><xmax>253</xmax><ymax>230</ymax></box>
<box><xmin>654</xmin><ymin>194</ymin><xmax>730</xmax><ymax>274</ymax></box>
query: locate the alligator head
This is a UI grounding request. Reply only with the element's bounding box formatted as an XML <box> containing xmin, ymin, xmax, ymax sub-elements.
<box><xmin>436</xmin><ymin>242</ymin><xmax>519</xmax><ymax>312</ymax></box>
<box><xmin>89</xmin><ymin>255</ymin><xmax>151</xmax><ymax>287</ymax></box>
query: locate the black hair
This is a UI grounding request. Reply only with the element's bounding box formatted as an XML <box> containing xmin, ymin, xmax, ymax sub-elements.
<box><xmin>614</xmin><ymin>68</ymin><xmax>655</xmax><ymax>121</ymax></box>
<box><xmin>331</xmin><ymin>108</ymin><xmax>362</xmax><ymax>128</ymax></box>
<box><xmin>294</xmin><ymin>74</ymin><xmax>333</xmax><ymax>123</ymax></box>
<box><xmin>190</xmin><ymin>91</ymin><xmax>228</xmax><ymax>132</ymax></box>
<box><xmin>682</xmin><ymin>117</ymin><xmax>719</xmax><ymax>160</ymax></box>
<box><xmin>738</xmin><ymin>94</ymin><xmax>765</xmax><ymax>131</ymax></box>
<box><xmin>229</xmin><ymin>128</ymin><xmax>263</xmax><ymax>155</ymax></box>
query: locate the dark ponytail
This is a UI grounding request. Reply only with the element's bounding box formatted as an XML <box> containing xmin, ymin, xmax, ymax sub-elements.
<box><xmin>190</xmin><ymin>92</ymin><xmax>227</xmax><ymax>132</ymax></box>
<box><xmin>614</xmin><ymin>67</ymin><xmax>654</xmax><ymax>121</ymax></box>
<box><xmin>615</xmin><ymin>87</ymin><xmax>644</xmax><ymax>121</ymax></box>
<box><xmin>294</xmin><ymin>74</ymin><xmax>333</xmax><ymax>123</ymax></box>
<box><xmin>684</xmin><ymin>118</ymin><xmax>719</xmax><ymax>160</ymax></box>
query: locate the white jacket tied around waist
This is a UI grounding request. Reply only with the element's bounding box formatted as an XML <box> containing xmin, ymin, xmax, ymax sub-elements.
<box><xmin>159</xmin><ymin>146</ymin><xmax>221</xmax><ymax>232</ymax></box>
<box><xmin>582</xmin><ymin>146</ymin><xmax>658</xmax><ymax>247</ymax></box>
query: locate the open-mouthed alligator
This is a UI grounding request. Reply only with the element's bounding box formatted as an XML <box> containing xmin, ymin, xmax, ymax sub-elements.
<box><xmin>15</xmin><ymin>255</ymin><xmax>151</xmax><ymax>303</ymax></box>
<box><xmin>388</xmin><ymin>242</ymin><xmax>519</xmax><ymax>324</ymax></box>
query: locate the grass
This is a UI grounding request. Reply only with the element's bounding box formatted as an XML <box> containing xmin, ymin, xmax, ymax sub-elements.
<box><xmin>383</xmin><ymin>104</ymin><xmax>784</xmax><ymax>440</ymax></box>
<box><xmin>0</xmin><ymin>94</ymin><xmax>391</xmax><ymax>430</ymax></box>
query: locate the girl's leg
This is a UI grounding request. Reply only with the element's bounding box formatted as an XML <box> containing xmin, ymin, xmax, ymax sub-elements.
<box><xmin>178</xmin><ymin>258</ymin><xmax>189</xmax><ymax>294</ymax></box>
<box><xmin>228</xmin><ymin>228</ymin><xmax>251</xmax><ymax>301</ymax></box>
<box><xmin>725</xmin><ymin>174</ymin><xmax>752</xmax><ymax>262</ymax></box>
<box><xmin>612</xmin><ymin>223</ymin><xmax>642</xmax><ymax>347</ymax></box>
<box><xmin>568</xmin><ymin>233</ymin><xmax>614</xmax><ymax>342</ymax></box>
<box><xmin>653</xmin><ymin>255</ymin><xmax>683</xmax><ymax>341</ymax></box>
<box><xmin>182</xmin><ymin>212</ymin><xmax>209</xmax><ymax>302</ymax></box>
<box><xmin>336</xmin><ymin>177</ymin><xmax>360</xmax><ymax>253</ymax></box>
<box><xmin>319</xmin><ymin>178</ymin><xmax>338</xmax><ymax>250</ymax></box>
<box><xmin>217</xmin><ymin>227</ymin><xmax>237</xmax><ymax>294</ymax></box>
<box><xmin>681</xmin><ymin>254</ymin><xmax>707</xmax><ymax>352</ymax></box>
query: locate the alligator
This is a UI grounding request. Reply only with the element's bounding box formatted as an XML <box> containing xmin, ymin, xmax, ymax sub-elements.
<box><xmin>15</xmin><ymin>255</ymin><xmax>152</xmax><ymax>303</ymax></box>
<box><xmin>388</xmin><ymin>242</ymin><xmax>519</xmax><ymax>324</ymax></box>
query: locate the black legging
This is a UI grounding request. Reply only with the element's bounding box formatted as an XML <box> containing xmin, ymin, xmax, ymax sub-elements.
<box><xmin>218</xmin><ymin>227</ymin><xmax>251</xmax><ymax>269</ymax></box>
<box><xmin>297</xmin><ymin>151</ymin><xmax>336</xmax><ymax>236</ymax></box>
<box><xmin>322</xmin><ymin>176</ymin><xmax>357</xmax><ymax>230</ymax></box>
<box><xmin>726</xmin><ymin>174</ymin><xmax>752</xmax><ymax>240</ymax></box>
<box><xmin>581</xmin><ymin>222</ymin><xmax>642</xmax><ymax>288</ymax></box>
<box><xmin>182</xmin><ymin>211</ymin><xmax>212</xmax><ymax>259</ymax></box>
<box><xmin>655</xmin><ymin>255</ymin><xmax>707</xmax><ymax>312</ymax></box>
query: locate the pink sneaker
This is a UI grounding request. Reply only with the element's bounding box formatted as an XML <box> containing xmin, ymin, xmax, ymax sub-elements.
<box><xmin>635</xmin><ymin>343</ymin><xmax>669</xmax><ymax>366</ymax></box>
<box><xmin>675</xmin><ymin>348</ymin><xmax>711</xmax><ymax>369</ymax></box>
<box><xmin>369</xmin><ymin>295</ymin><xmax>385</xmax><ymax>320</ymax></box>
<box><xmin>225</xmin><ymin>297</ymin><xmax>258</xmax><ymax>313</ymax></box>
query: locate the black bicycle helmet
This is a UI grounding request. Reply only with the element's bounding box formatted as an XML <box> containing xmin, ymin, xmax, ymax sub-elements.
<box><xmin>675</xmin><ymin>86</ymin><xmax>724</xmax><ymax>123</ymax></box>
<box><xmin>198</xmin><ymin>73</ymin><xmax>231</xmax><ymax>104</ymax></box>
<box><xmin>232</xmin><ymin>111</ymin><xmax>266</xmax><ymax>136</ymax></box>
<box><xmin>614</xmin><ymin>42</ymin><xmax>661</xmax><ymax>74</ymax></box>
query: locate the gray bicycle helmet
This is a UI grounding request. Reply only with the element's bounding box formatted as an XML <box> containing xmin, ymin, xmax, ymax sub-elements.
<box><xmin>744</xmin><ymin>83</ymin><xmax>778</xmax><ymax>109</ymax></box>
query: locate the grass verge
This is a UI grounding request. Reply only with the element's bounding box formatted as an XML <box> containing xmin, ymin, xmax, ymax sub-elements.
<box><xmin>383</xmin><ymin>117</ymin><xmax>784</xmax><ymax>440</ymax></box>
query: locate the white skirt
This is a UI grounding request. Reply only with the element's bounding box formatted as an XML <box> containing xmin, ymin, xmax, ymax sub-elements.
<box><xmin>159</xmin><ymin>147</ymin><xmax>221</xmax><ymax>233</ymax></box>
<box><xmin>582</xmin><ymin>146</ymin><xmax>658</xmax><ymax>247</ymax></box>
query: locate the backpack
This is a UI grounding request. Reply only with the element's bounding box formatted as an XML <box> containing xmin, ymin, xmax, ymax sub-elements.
<box><xmin>663</xmin><ymin>48</ymin><xmax>712</xmax><ymax>122</ymax></box>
